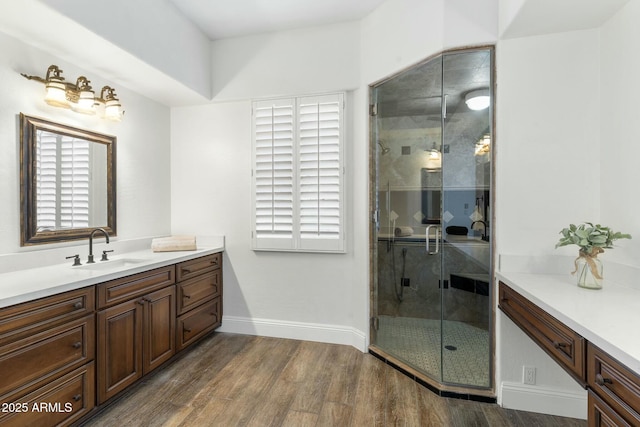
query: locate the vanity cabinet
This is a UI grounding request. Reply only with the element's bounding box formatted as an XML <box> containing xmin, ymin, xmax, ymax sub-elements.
<box><xmin>176</xmin><ymin>253</ymin><xmax>222</xmax><ymax>351</ymax></box>
<box><xmin>499</xmin><ymin>281</ymin><xmax>640</xmax><ymax>426</ymax></box>
<box><xmin>96</xmin><ymin>266</ymin><xmax>176</xmax><ymax>404</ymax></box>
<box><xmin>498</xmin><ymin>282</ymin><xmax>586</xmax><ymax>385</ymax></box>
<box><xmin>587</xmin><ymin>343</ymin><xmax>640</xmax><ymax>426</ymax></box>
<box><xmin>0</xmin><ymin>287</ymin><xmax>96</xmax><ymax>426</ymax></box>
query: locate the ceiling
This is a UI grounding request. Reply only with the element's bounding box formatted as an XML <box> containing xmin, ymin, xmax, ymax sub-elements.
<box><xmin>168</xmin><ymin>0</ymin><xmax>388</xmax><ymax>40</ymax></box>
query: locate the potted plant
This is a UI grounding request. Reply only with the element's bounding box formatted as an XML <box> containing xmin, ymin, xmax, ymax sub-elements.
<box><xmin>555</xmin><ymin>222</ymin><xmax>631</xmax><ymax>289</ymax></box>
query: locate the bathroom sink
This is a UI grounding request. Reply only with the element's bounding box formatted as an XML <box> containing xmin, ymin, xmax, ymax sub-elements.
<box><xmin>77</xmin><ymin>258</ymin><xmax>146</xmax><ymax>270</ymax></box>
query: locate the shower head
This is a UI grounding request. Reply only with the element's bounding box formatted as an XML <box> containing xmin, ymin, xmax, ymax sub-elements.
<box><xmin>378</xmin><ymin>141</ymin><xmax>390</xmax><ymax>155</ymax></box>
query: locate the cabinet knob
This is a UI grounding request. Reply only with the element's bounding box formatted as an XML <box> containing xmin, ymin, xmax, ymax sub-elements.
<box><xmin>73</xmin><ymin>394</ymin><xmax>82</xmax><ymax>402</ymax></box>
<box><xmin>137</xmin><ymin>299</ymin><xmax>145</xmax><ymax>305</ymax></box>
<box><xmin>552</xmin><ymin>341</ymin><xmax>569</xmax><ymax>350</ymax></box>
<box><xmin>184</xmin><ymin>327</ymin><xmax>192</xmax><ymax>333</ymax></box>
<box><xmin>72</xmin><ymin>341</ymin><xmax>82</xmax><ymax>349</ymax></box>
<box><xmin>595</xmin><ymin>374</ymin><xmax>613</xmax><ymax>386</ymax></box>
<box><xmin>183</xmin><ymin>294</ymin><xmax>191</xmax><ymax>299</ymax></box>
<box><xmin>73</xmin><ymin>302</ymin><xmax>83</xmax><ymax>309</ymax></box>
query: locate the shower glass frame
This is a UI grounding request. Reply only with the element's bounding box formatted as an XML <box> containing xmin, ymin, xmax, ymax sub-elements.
<box><xmin>369</xmin><ymin>46</ymin><xmax>494</xmax><ymax>394</ymax></box>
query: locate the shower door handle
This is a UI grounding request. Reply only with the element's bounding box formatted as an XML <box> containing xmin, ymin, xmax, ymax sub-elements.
<box><xmin>425</xmin><ymin>225</ymin><xmax>440</xmax><ymax>255</ymax></box>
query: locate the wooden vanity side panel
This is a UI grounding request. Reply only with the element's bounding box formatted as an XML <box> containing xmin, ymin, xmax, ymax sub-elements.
<box><xmin>0</xmin><ymin>287</ymin><xmax>95</xmax><ymax>346</ymax></box>
<box><xmin>498</xmin><ymin>282</ymin><xmax>586</xmax><ymax>386</ymax></box>
<box><xmin>587</xmin><ymin>343</ymin><xmax>640</xmax><ymax>425</ymax></box>
<box><xmin>97</xmin><ymin>266</ymin><xmax>175</xmax><ymax>309</ymax></box>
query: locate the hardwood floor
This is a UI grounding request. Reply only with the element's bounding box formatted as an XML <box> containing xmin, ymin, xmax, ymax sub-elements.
<box><xmin>83</xmin><ymin>333</ymin><xmax>586</xmax><ymax>427</ymax></box>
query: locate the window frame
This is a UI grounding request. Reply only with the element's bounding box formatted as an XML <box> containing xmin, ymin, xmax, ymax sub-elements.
<box><xmin>251</xmin><ymin>92</ymin><xmax>346</xmax><ymax>253</ymax></box>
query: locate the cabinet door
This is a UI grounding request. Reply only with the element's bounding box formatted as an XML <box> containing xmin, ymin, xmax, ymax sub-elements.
<box><xmin>97</xmin><ymin>299</ymin><xmax>143</xmax><ymax>404</ymax></box>
<box><xmin>144</xmin><ymin>286</ymin><xmax>176</xmax><ymax>374</ymax></box>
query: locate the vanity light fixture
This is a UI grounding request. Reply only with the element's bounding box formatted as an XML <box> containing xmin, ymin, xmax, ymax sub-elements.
<box><xmin>465</xmin><ymin>89</ymin><xmax>490</xmax><ymax>111</ymax></box>
<box><xmin>21</xmin><ymin>65</ymin><xmax>124</xmax><ymax>121</ymax></box>
<box><xmin>423</xmin><ymin>142</ymin><xmax>442</xmax><ymax>171</ymax></box>
<box><xmin>475</xmin><ymin>134</ymin><xmax>491</xmax><ymax>156</ymax></box>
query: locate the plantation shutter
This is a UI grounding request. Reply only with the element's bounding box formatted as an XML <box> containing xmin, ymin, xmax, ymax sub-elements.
<box><xmin>252</xmin><ymin>93</ymin><xmax>345</xmax><ymax>253</ymax></box>
<box><xmin>36</xmin><ymin>131</ymin><xmax>58</xmax><ymax>230</ymax></box>
<box><xmin>298</xmin><ymin>94</ymin><xmax>343</xmax><ymax>251</ymax></box>
<box><xmin>36</xmin><ymin>131</ymin><xmax>90</xmax><ymax>230</ymax></box>
<box><xmin>253</xmin><ymin>99</ymin><xmax>295</xmax><ymax>250</ymax></box>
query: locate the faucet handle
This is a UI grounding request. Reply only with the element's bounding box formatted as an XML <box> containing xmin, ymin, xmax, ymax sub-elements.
<box><xmin>66</xmin><ymin>254</ymin><xmax>82</xmax><ymax>266</ymax></box>
<box><xmin>101</xmin><ymin>250</ymin><xmax>114</xmax><ymax>261</ymax></box>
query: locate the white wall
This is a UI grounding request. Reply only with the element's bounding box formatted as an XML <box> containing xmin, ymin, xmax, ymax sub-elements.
<box><xmin>0</xmin><ymin>31</ymin><xmax>172</xmax><ymax>258</ymax></box>
<box><xmin>171</xmin><ymin>24</ymin><xmax>367</xmax><ymax>349</ymax></box>
<box><xmin>599</xmin><ymin>0</ymin><xmax>640</xmax><ymax>266</ymax></box>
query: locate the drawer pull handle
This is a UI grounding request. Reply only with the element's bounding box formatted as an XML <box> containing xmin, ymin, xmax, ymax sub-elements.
<box><xmin>143</xmin><ymin>297</ymin><xmax>152</xmax><ymax>302</ymax></box>
<box><xmin>553</xmin><ymin>341</ymin><xmax>569</xmax><ymax>350</ymax></box>
<box><xmin>137</xmin><ymin>299</ymin><xmax>145</xmax><ymax>305</ymax></box>
<box><xmin>73</xmin><ymin>394</ymin><xmax>82</xmax><ymax>401</ymax></box>
<box><xmin>184</xmin><ymin>294</ymin><xmax>191</xmax><ymax>299</ymax></box>
<box><xmin>184</xmin><ymin>327</ymin><xmax>192</xmax><ymax>333</ymax></box>
<box><xmin>72</xmin><ymin>341</ymin><xmax>82</xmax><ymax>349</ymax></box>
<box><xmin>182</xmin><ymin>267</ymin><xmax>192</xmax><ymax>274</ymax></box>
<box><xmin>595</xmin><ymin>374</ymin><xmax>613</xmax><ymax>386</ymax></box>
<box><xmin>73</xmin><ymin>302</ymin><xmax>83</xmax><ymax>309</ymax></box>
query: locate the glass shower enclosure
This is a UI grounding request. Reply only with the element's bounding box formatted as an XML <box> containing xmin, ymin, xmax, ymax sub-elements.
<box><xmin>370</xmin><ymin>47</ymin><xmax>493</xmax><ymax>391</ymax></box>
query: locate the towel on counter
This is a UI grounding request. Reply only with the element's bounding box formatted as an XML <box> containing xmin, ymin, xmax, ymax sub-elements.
<box><xmin>394</xmin><ymin>226</ymin><xmax>413</xmax><ymax>237</ymax></box>
<box><xmin>151</xmin><ymin>235</ymin><xmax>197</xmax><ymax>252</ymax></box>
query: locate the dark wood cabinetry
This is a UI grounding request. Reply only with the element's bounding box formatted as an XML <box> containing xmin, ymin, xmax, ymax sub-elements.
<box><xmin>498</xmin><ymin>281</ymin><xmax>640</xmax><ymax>427</ymax></box>
<box><xmin>499</xmin><ymin>282</ymin><xmax>586</xmax><ymax>385</ymax></box>
<box><xmin>0</xmin><ymin>289</ymin><xmax>96</xmax><ymax>426</ymax></box>
<box><xmin>0</xmin><ymin>251</ymin><xmax>222</xmax><ymax>426</ymax></box>
<box><xmin>176</xmin><ymin>253</ymin><xmax>222</xmax><ymax>352</ymax></box>
<box><xmin>587</xmin><ymin>343</ymin><xmax>640</xmax><ymax>427</ymax></box>
<box><xmin>97</xmin><ymin>267</ymin><xmax>176</xmax><ymax>403</ymax></box>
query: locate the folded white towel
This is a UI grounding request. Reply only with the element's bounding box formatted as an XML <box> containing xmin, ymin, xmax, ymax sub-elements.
<box><xmin>394</xmin><ymin>226</ymin><xmax>413</xmax><ymax>237</ymax></box>
<box><xmin>151</xmin><ymin>235</ymin><xmax>197</xmax><ymax>252</ymax></box>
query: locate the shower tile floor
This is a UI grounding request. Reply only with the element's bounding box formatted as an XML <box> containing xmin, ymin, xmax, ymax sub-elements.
<box><xmin>376</xmin><ymin>315</ymin><xmax>490</xmax><ymax>388</ymax></box>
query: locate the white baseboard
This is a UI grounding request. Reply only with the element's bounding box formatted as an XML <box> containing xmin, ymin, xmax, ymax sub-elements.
<box><xmin>501</xmin><ymin>381</ymin><xmax>587</xmax><ymax>420</ymax></box>
<box><xmin>218</xmin><ymin>315</ymin><xmax>368</xmax><ymax>352</ymax></box>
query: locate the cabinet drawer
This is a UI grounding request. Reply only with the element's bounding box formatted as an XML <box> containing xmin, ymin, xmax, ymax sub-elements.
<box><xmin>176</xmin><ymin>297</ymin><xmax>221</xmax><ymax>351</ymax></box>
<box><xmin>0</xmin><ymin>362</ymin><xmax>95</xmax><ymax>427</ymax></box>
<box><xmin>588</xmin><ymin>389</ymin><xmax>637</xmax><ymax>427</ymax></box>
<box><xmin>587</xmin><ymin>343</ymin><xmax>640</xmax><ymax>424</ymax></box>
<box><xmin>0</xmin><ymin>287</ymin><xmax>94</xmax><ymax>346</ymax></box>
<box><xmin>97</xmin><ymin>265</ymin><xmax>175</xmax><ymax>309</ymax></box>
<box><xmin>177</xmin><ymin>270</ymin><xmax>221</xmax><ymax>315</ymax></box>
<box><xmin>0</xmin><ymin>314</ymin><xmax>94</xmax><ymax>398</ymax></box>
<box><xmin>499</xmin><ymin>282</ymin><xmax>586</xmax><ymax>385</ymax></box>
<box><xmin>176</xmin><ymin>253</ymin><xmax>221</xmax><ymax>282</ymax></box>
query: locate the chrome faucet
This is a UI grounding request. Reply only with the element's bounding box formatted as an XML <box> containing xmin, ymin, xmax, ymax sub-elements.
<box><xmin>471</xmin><ymin>220</ymin><xmax>489</xmax><ymax>241</ymax></box>
<box><xmin>88</xmin><ymin>228</ymin><xmax>110</xmax><ymax>263</ymax></box>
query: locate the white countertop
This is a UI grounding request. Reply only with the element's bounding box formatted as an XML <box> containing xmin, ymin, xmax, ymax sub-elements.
<box><xmin>497</xmin><ymin>270</ymin><xmax>640</xmax><ymax>376</ymax></box>
<box><xmin>0</xmin><ymin>242</ymin><xmax>224</xmax><ymax>308</ymax></box>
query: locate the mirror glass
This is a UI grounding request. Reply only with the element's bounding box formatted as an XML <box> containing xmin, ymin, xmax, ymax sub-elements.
<box><xmin>20</xmin><ymin>114</ymin><xmax>116</xmax><ymax>245</ymax></box>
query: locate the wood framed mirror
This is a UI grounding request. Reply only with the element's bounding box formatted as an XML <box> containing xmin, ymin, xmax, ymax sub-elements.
<box><xmin>20</xmin><ymin>113</ymin><xmax>116</xmax><ymax>246</ymax></box>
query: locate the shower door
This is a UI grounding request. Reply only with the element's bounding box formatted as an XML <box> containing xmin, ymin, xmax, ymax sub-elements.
<box><xmin>370</xmin><ymin>47</ymin><xmax>492</xmax><ymax>390</ymax></box>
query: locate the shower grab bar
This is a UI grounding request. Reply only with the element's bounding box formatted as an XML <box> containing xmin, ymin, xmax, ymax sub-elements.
<box><xmin>425</xmin><ymin>225</ymin><xmax>440</xmax><ymax>255</ymax></box>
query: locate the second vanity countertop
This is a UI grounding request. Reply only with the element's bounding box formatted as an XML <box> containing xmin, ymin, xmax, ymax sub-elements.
<box><xmin>0</xmin><ymin>241</ymin><xmax>225</xmax><ymax>309</ymax></box>
<box><xmin>497</xmin><ymin>270</ymin><xmax>640</xmax><ymax>376</ymax></box>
